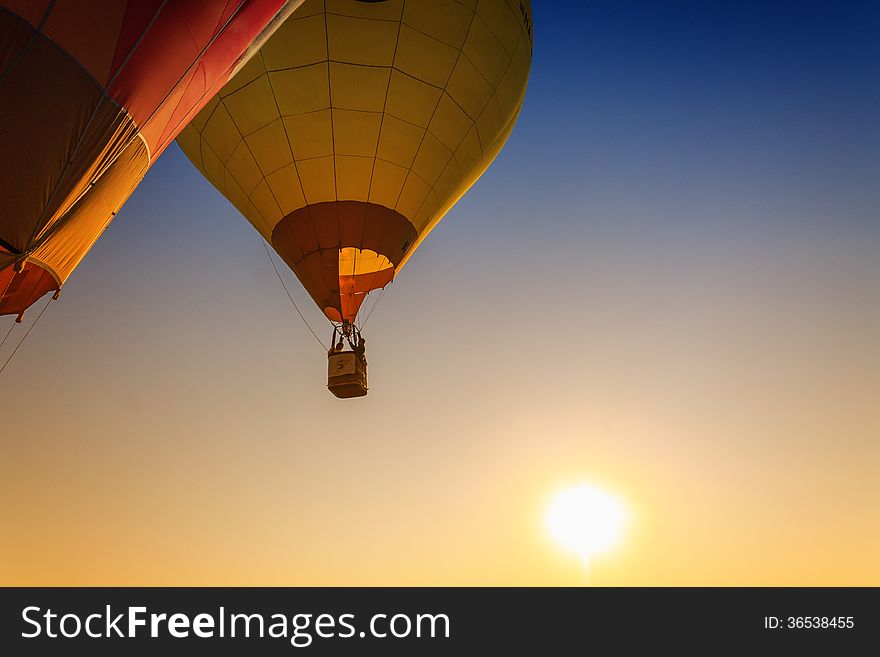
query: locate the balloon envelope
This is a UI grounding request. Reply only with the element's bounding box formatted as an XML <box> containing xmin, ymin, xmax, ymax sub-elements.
<box><xmin>178</xmin><ymin>0</ymin><xmax>532</xmax><ymax>322</ymax></box>
<box><xmin>0</xmin><ymin>0</ymin><xmax>296</xmax><ymax>316</ymax></box>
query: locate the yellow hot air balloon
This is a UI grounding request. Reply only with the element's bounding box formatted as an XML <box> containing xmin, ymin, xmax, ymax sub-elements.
<box><xmin>178</xmin><ymin>0</ymin><xmax>532</xmax><ymax>396</ymax></box>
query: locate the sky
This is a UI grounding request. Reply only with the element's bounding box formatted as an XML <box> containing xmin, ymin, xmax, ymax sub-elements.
<box><xmin>1</xmin><ymin>1</ymin><xmax>878</xmax><ymax>585</ymax></box>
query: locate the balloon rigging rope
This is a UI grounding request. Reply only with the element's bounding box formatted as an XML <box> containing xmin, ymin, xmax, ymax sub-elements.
<box><xmin>0</xmin><ymin>321</ymin><xmax>14</xmax><ymax>352</ymax></box>
<box><xmin>260</xmin><ymin>238</ymin><xmax>326</xmax><ymax>351</ymax></box>
<box><xmin>0</xmin><ymin>271</ymin><xmax>25</xmax><ymax>352</ymax></box>
<box><xmin>0</xmin><ymin>296</ymin><xmax>52</xmax><ymax>376</ymax></box>
<box><xmin>359</xmin><ymin>284</ymin><xmax>389</xmax><ymax>331</ymax></box>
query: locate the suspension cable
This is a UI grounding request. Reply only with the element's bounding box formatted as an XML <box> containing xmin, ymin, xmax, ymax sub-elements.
<box><xmin>0</xmin><ymin>320</ymin><xmax>14</xmax><ymax>352</ymax></box>
<box><xmin>0</xmin><ymin>296</ymin><xmax>52</xmax><ymax>376</ymax></box>
<box><xmin>260</xmin><ymin>238</ymin><xmax>326</xmax><ymax>350</ymax></box>
<box><xmin>360</xmin><ymin>283</ymin><xmax>390</xmax><ymax>331</ymax></box>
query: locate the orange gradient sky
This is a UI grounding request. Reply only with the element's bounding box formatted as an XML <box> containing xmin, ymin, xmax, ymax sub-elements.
<box><xmin>1</xmin><ymin>2</ymin><xmax>878</xmax><ymax>586</ymax></box>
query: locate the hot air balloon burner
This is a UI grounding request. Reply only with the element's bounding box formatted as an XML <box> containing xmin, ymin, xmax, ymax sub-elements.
<box><xmin>327</xmin><ymin>322</ymin><xmax>368</xmax><ymax>398</ymax></box>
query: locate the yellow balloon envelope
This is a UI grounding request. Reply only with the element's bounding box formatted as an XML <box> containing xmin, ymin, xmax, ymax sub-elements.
<box><xmin>178</xmin><ymin>0</ymin><xmax>532</xmax><ymax>323</ymax></box>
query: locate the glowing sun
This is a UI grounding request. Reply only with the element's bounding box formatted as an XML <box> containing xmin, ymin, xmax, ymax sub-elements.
<box><xmin>546</xmin><ymin>483</ymin><xmax>627</xmax><ymax>568</ymax></box>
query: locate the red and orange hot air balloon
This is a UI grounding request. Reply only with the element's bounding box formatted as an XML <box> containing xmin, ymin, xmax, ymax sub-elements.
<box><xmin>0</xmin><ymin>0</ymin><xmax>298</xmax><ymax>319</ymax></box>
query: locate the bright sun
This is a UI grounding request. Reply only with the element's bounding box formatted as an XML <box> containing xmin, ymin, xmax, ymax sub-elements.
<box><xmin>546</xmin><ymin>483</ymin><xmax>627</xmax><ymax>567</ymax></box>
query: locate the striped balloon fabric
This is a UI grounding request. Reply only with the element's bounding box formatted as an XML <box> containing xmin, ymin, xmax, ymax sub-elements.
<box><xmin>0</xmin><ymin>0</ymin><xmax>296</xmax><ymax>317</ymax></box>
